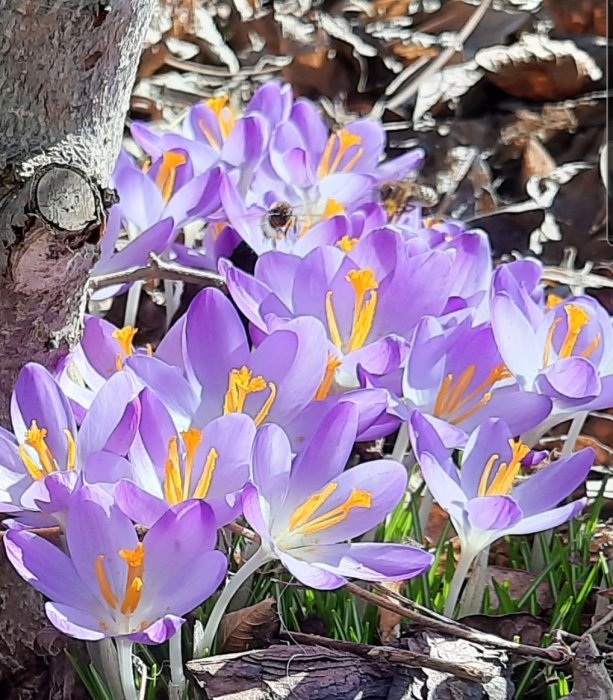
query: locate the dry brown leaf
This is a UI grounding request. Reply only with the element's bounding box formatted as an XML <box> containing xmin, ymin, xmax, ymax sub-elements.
<box><xmin>219</xmin><ymin>597</ymin><xmax>279</xmax><ymax>654</ymax></box>
<box><xmin>501</xmin><ymin>105</ymin><xmax>579</xmax><ymax>147</ymax></box>
<box><xmin>522</xmin><ymin>137</ymin><xmax>556</xmax><ymax>182</ymax></box>
<box><xmin>377</xmin><ymin>581</ymin><xmax>403</xmax><ymax>644</ymax></box>
<box><xmin>483</xmin><ymin>565</ymin><xmax>553</xmax><ymax>610</ymax></box>
<box><xmin>475</xmin><ymin>34</ymin><xmax>602</xmax><ymax>100</ymax></box>
<box><xmin>460</xmin><ymin>611</ymin><xmax>549</xmax><ymax>646</ymax></box>
<box><xmin>390</xmin><ymin>43</ymin><xmax>439</xmax><ymax>63</ymax></box>
<box><xmin>545</xmin><ymin>0</ymin><xmax>606</xmax><ymax>36</ymax></box>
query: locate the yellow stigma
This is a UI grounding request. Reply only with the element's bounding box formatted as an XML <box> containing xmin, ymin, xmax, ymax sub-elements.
<box><xmin>546</xmin><ymin>293</ymin><xmax>564</xmax><ymax>309</ymax></box>
<box><xmin>322</xmin><ymin>199</ymin><xmax>345</xmax><ymax>220</ymax></box>
<box><xmin>163</xmin><ymin>431</ymin><xmax>222</xmax><ymax>504</ymax></box>
<box><xmin>317</xmin><ymin>129</ymin><xmax>364</xmax><ymax>178</ymax></box>
<box><xmin>119</xmin><ymin>542</ymin><xmax>146</xmax><ymax>615</ymax></box>
<box><xmin>559</xmin><ymin>304</ymin><xmax>591</xmax><ymax>359</ymax></box>
<box><xmin>19</xmin><ymin>421</ymin><xmax>78</xmax><ymax>479</ymax></box>
<box><xmin>337</xmin><ymin>235</ymin><xmax>359</xmax><ymax>253</ymax></box>
<box><xmin>477</xmin><ymin>440</ymin><xmax>531</xmax><ymax>497</ymax></box>
<box><xmin>345</xmin><ymin>268</ymin><xmax>379</xmax><ymax>353</ymax></box>
<box><xmin>112</xmin><ymin>325</ymin><xmax>138</xmax><ymax>371</ymax></box>
<box><xmin>180</xmin><ymin>428</ymin><xmax>203</xmax><ymax>500</ymax></box>
<box><xmin>325</xmin><ymin>268</ymin><xmax>379</xmax><ymax>354</ymax></box>
<box><xmin>543</xmin><ymin>303</ymin><xmax>599</xmax><ymax>366</ymax></box>
<box><xmin>433</xmin><ymin>364</ymin><xmax>510</xmax><ymax>425</ymax></box>
<box><xmin>290</xmin><ymin>485</ymin><xmax>372</xmax><ymax>536</ymax></box>
<box><xmin>223</xmin><ymin>365</ymin><xmax>276</xmax><ymax>426</ymax></box>
<box><xmin>155</xmin><ymin>150</ymin><xmax>188</xmax><ymax>203</ymax></box>
<box><xmin>314</xmin><ymin>353</ymin><xmax>343</xmax><ymax>400</ymax></box>
<box><xmin>199</xmin><ymin>96</ymin><xmax>237</xmax><ymax>149</ymax></box>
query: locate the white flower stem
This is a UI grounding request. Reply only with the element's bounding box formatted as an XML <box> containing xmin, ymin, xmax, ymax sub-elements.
<box><xmin>561</xmin><ymin>411</ymin><xmax>588</xmax><ymax>457</ymax></box>
<box><xmin>444</xmin><ymin>549</ymin><xmax>477</xmax><ymax>618</ymax></box>
<box><xmin>391</xmin><ymin>421</ymin><xmax>410</xmax><ymax>463</ymax></box>
<box><xmin>115</xmin><ymin>638</ymin><xmax>138</xmax><ymax>700</ymax></box>
<box><xmin>418</xmin><ymin>488</ymin><xmax>433</xmax><ymax>534</ymax></box>
<box><xmin>198</xmin><ymin>546</ymin><xmax>271</xmax><ymax>657</ymax></box>
<box><xmin>168</xmin><ymin>630</ymin><xmax>186</xmax><ymax>700</ymax></box>
<box><xmin>531</xmin><ymin>411</ymin><xmax>588</xmax><ymax>569</ymax></box>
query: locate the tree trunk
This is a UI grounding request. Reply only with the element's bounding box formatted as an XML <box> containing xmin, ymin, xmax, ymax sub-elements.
<box><xmin>0</xmin><ymin>1</ymin><xmax>155</xmax><ymax>696</ymax></box>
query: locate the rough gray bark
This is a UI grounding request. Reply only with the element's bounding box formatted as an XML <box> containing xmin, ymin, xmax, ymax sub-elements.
<box><xmin>0</xmin><ymin>1</ymin><xmax>155</xmax><ymax>696</ymax></box>
<box><xmin>0</xmin><ymin>0</ymin><xmax>155</xmax><ymax>425</ymax></box>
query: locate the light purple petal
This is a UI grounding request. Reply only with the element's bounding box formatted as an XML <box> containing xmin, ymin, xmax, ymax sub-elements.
<box><xmin>45</xmin><ymin>602</ymin><xmax>107</xmax><ymax>641</ymax></box>
<box><xmin>503</xmin><ymin>498</ymin><xmax>587</xmax><ymax>536</ymax></box>
<box><xmin>511</xmin><ymin>448</ymin><xmax>594</xmax><ymax>517</ymax></box>
<box><xmin>278</xmin><ymin>551</ymin><xmax>346</xmax><ymax>590</ymax></box>
<box><xmin>302</xmin><ymin>541</ymin><xmax>433</xmax><ymax>582</ymax></box>
<box><xmin>465</xmin><ymin>495</ymin><xmax>523</xmax><ymax>531</ymax></box>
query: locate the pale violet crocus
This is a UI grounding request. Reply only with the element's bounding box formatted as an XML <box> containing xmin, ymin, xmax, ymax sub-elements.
<box><xmin>200</xmin><ymin>403</ymin><xmax>433</xmax><ymax>652</ymax></box>
<box><xmin>409</xmin><ymin>411</ymin><xmax>594</xmax><ymax>616</ymax></box>
<box><xmin>114</xmin><ymin>387</ymin><xmax>256</xmax><ymax>527</ymax></box>
<box><xmin>4</xmin><ymin>484</ymin><xmax>226</xmax><ymax>700</ymax></box>
<box><xmin>0</xmin><ymin>364</ymin><xmax>140</xmax><ymax>527</ymax></box>
<box><xmin>222</xmin><ymin>227</ymin><xmax>454</xmax><ymax>390</ymax></box>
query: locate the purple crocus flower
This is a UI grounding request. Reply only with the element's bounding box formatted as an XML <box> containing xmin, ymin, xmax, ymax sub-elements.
<box><xmin>4</xmin><ymin>484</ymin><xmax>227</xmax><ymax>643</ymax></box>
<box><xmin>379</xmin><ymin>314</ymin><xmax>553</xmax><ymax>448</ymax></box>
<box><xmin>243</xmin><ymin>403</ymin><xmax>433</xmax><ymax>589</ymax></box>
<box><xmin>492</xmin><ymin>266</ymin><xmax>613</xmax><ymax>432</ymax></box>
<box><xmin>409</xmin><ymin>411</ymin><xmax>593</xmax><ymax>615</ymax></box>
<box><xmin>165</xmin><ymin>287</ymin><xmax>330</xmax><ymax>434</ymax></box>
<box><xmin>92</xmin><ymin>149</ymin><xmax>223</xmax><ymax>295</ymax></box>
<box><xmin>199</xmin><ymin>403</ymin><xmax>432</xmax><ymax>652</ymax></box>
<box><xmin>0</xmin><ymin>364</ymin><xmax>139</xmax><ymax>523</ymax></box>
<box><xmin>222</xmin><ymin>228</ymin><xmax>455</xmax><ymax>389</ymax></box>
<box><xmin>114</xmin><ymin>388</ymin><xmax>256</xmax><ymax>527</ymax></box>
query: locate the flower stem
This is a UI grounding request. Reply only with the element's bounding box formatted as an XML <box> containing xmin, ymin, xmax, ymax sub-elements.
<box><xmin>168</xmin><ymin>630</ymin><xmax>186</xmax><ymax>700</ymax></box>
<box><xmin>531</xmin><ymin>410</ymin><xmax>588</xmax><ymax>569</ymax></box>
<box><xmin>198</xmin><ymin>546</ymin><xmax>271</xmax><ymax>657</ymax></box>
<box><xmin>391</xmin><ymin>422</ymin><xmax>410</xmax><ymax>463</ymax></box>
<box><xmin>115</xmin><ymin>638</ymin><xmax>138</xmax><ymax>700</ymax></box>
<box><xmin>561</xmin><ymin>411</ymin><xmax>588</xmax><ymax>457</ymax></box>
<box><xmin>444</xmin><ymin>549</ymin><xmax>477</xmax><ymax>618</ymax></box>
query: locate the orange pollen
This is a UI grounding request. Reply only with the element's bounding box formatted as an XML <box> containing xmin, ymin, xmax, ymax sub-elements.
<box><xmin>180</xmin><ymin>428</ymin><xmax>203</xmax><ymax>500</ymax></box>
<box><xmin>155</xmin><ymin>150</ymin><xmax>188</xmax><ymax>203</ymax></box>
<box><xmin>315</xmin><ymin>353</ymin><xmax>343</xmax><ymax>400</ymax></box>
<box><xmin>477</xmin><ymin>440</ymin><xmax>531</xmax><ymax>497</ymax></box>
<box><xmin>112</xmin><ymin>326</ymin><xmax>138</xmax><ymax>371</ymax></box>
<box><xmin>290</xmin><ymin>486</ymin><xmax>372</xmax><ymax>535</ymax></box>
<box><xmin>223</xmin><ymin>366</ymin><xmax>275</xmax><ymax>425</ymax></box>
<box><xmin>118</xmin><ymin>542</ymin><xmax>146</xmax><ymax>615</ymax></box>
<box><xmin>95</xmin><ymin>555</ymin><xmax>119</xmax><ymax>609</ymax></box>
<box><xmin>337</xmin><ymin>235</ymin><xmax>360</xmax><ymax>253</ymax></box>
<box><xmin>318</xmin><ymin>130</ymin><xmax>364</xmax><ymax>178</ymax></box>
<box><xmin>433</xmin><ymin>363</ymin><xmax>509</xmax><ymax>425</ymax></box>
<box><xmin>22</xmin><ymin>420</ymin><xmax>59</xmax><ymax>476</ymax></box>
<box><xmin>559</xmin><ymin>304</ymin><xmax>591</xmax><ymax>359</ymax></box>
<box><xmin>322</xmin><ymin>199</ymin><xmax>345</xmax><ymax>220</ymax></box>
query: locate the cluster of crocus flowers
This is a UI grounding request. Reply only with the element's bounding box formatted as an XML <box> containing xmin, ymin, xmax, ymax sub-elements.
<box><xmin>1</xmin><ymin>78</ymin><xmax>604</xmax><ymax>699</ymax></box>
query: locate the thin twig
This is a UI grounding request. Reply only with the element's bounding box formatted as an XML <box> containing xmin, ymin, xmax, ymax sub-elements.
<box><xmin>225</xmin><ymin>521</ymin><xmax>260</xmax><ymax>542</ymax></box>
<box><xmin>279</xmin><ymin>631</ymin><xmax>496</xmax><ymax>684</ymax></box>
<box><xmin>345</xmin><ymin>583</ymin><xmax>572</xmax><ymax>665</ymax></box>
<box><xmin>370</xmin><ymin>0</ymin><xmax>493</xmax><ymax>117</ymax></box>
<box><xmin>88</xmin><ymin>253</ymin><xmax>226</xmax><ymax>292</ymax></box>
<box><xmin>541</xmin><ymin>266</ymin><xmax>613</xmax><ymax>291</ymax></box>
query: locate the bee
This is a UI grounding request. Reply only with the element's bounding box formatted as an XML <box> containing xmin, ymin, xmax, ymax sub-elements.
<box><xmin>378</xmin><ymin>179</ymin><xmax>439</xmax><ymax>222</ymax></box>
<box><xmin>261</xmin><ymin>201</ymin><xmax>298</xmax><ymax>245</ymax></box>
